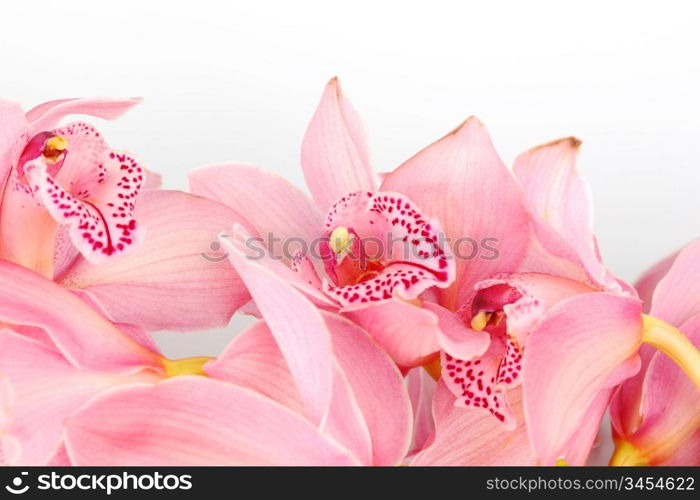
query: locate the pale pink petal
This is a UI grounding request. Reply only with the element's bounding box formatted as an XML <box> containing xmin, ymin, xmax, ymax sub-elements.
<box><xmin>208</xmin><ymin>312</ymin><xmax>412</xmax><ymax>465</ymax></box>
<box><xmin>423</xmin><ymin>301</ymin><xmax>490</xmax><ymax>361</ymax></box>
<box><xmin>46</xmin><ymin>445</ymin><xmax>72</xmax><ymax>466</ymax></box>
<box><xmin>407</xmin><ymin>368</ymin><xmax>437</xmax><ymax>455</ymax></box>
<box><xmin>609</xmin><ymin>344</ymin><xmax>656</xmax><ymax>438</ymax></box>
<box><xmin>221</xmin><ymin>225</ymin><xmax>338</xmax><ymax>309</ymax></box>
<box><xmin>301</xmin><ymin>78</ymin><xmax>375</xmax><ymax>211</ymax></box>
<box><xmin>412</xmin><ymin>382</ymin><xmax>535</xmax><ymax>465</ymax></box>
<box><xmin>142</xmin><ymin>168</ymin><xmax>162</xmax><ymax>189</ymax></box>
<box><xmin>658</xmin><ymin>431</ymin><xmax>700</xmax><ymax>465</ymax></box>
<box><xmin>523</xmin><ymin>292</ymin><xmax>643</xmax><ymax>465</ymax></box>
<box><xmin>65</xmin><ymin>378</ymin><xmax>359</xmax><ymax>465</ymax></box>
<box><xmin>189</xmin><ymin>163</ymin><xmax>322</xmax><ymax>261</ymax></box>
<box><xmin>205</xmin><ymin>321</ymin><xmax>304</xmax><ymax>414</ymax></box>
<box><xmin>58</xmin><ymin>190</ymin><xmax>251</xmax><ymax>331</ymax></box>
<box><xmin>513</xmin><ymin>138</ymin><xmax>625</xmax><ymax>292</ymax></box>
<box><xmin>0</xmin><ymin>98</ymin><xmax>28</xmax><ymax>184</ymax></box>
<box><xmin>634</xmin><ymin>249</ymin><xmax>679</xmax><ymax>313</ymax></box>
<box><xmin>649</xmin><ymin>239</ymin><xmax>700</xmax><ymax>326</ymax></box>
<box><xmin>559</xmin><ymin>388</ymin><xmax>613</xmax><ymax>465</ymax></box>
<box><xmin>0</xmin><ymin>260</ymin><xmax>161</xmax><ymax>371</ymax></box>
<box><xmin>221</xmin><ymin>229</ymin><xmax>334</xmax><ymax>424</ymax></box>
<box><xmin>0</xmin><ymin>186</ymin><xmax>58</xmax><ymax>277</ymax></box>
<box><xmin>291</xmin><ymin>250</ymin><xmax>322</xmax><ymax>288</ymax></box>
<box><xmin>0</xmin><ymin>330</ymin><xmax>159</xmax><ymax>465</ymax></box>
<box><xmin>27</xmin><ymin>97</ymin><xmax>142</xmax><ymax>133</ymax></box>
<box><xmin>380</xmin><ymin>117</ymin><xmax>531</xmax><ymax>310</ymax></box>
<box><xmin>321</xmin><ymin>363</ymin><xmax>373</xmax><ymax>465</ymax></box>
<box><xmin>343</xmin><ymin>298</ymin><xmax>441</xmax><ymax>367</ymax></box>
<box><xmin>323</xmin><ymin>312</ymin><xmax>412</xmax><ymax>465</ymax></box>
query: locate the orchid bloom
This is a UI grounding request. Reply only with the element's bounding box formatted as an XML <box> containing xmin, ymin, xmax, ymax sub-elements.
<box><xmin>383</xmin><ymin>123</ymin><xmax>700</xmax><ymax>464</ymax></box>
<box><xmin>0</xmin><ymin>98</ymin><xmax>250</xmax><ymax>331</ymax></box>
<box><xmin>0</xmin><ymin>97</ymin><xmax>148</xmax><ymax>275</ymax></box>
<box><xmin>186</xmin><ymin>79</ymin><xmax>650</xmax><ymax>464</ymax></box>
<box><xmin>0</xmin><ymin>253</ymin><xmax>411</xmax><ymax>465</ymax></box>
<box><xmin>189</xmin><ymin>78</ymin><xmax>455</xmax><ymax>367</ymax></box>
<box><xmin>609</xmin><ymin>240</ymin><xmax>700</xmax><ymax>466</ymax></box>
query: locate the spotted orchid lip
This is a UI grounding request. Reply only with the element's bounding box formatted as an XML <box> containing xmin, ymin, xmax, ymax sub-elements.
<box><xmin>319</xmin><ymin>190</ymin><xmax>455</xmax><ymax>306</ymax></box>
<box><xmin>13</xmin><ymin>122</ymin><xmax>146</xmax><ymax>263</ymax></box>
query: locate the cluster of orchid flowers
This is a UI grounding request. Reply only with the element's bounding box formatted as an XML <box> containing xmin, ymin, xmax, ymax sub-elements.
<box><xmin>0</xmin><ymin>79</ymin><xmax>698</xmax><ymax>466</ymax></box>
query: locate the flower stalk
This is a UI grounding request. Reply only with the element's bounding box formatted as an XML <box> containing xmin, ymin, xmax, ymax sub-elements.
<box><xmin>642</xmin><ymin>314</ymin><xmax>700</xmax><ymax>389</ymax></box>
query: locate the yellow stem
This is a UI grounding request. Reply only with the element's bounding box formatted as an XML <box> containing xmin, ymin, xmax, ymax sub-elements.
<box><xmin>642</xmin><ymin>314</ymin><xmax>700</xmax><ymax>389</ymax></box>
<box><xmin>162</xmin><ymin>356</ymin><xmax>213</xmax><ymax>377</ymax></box>
<box><xmin>609</xmin><ymin>440</ymin><xmax>649</xmax><ymax>466</ymax></box>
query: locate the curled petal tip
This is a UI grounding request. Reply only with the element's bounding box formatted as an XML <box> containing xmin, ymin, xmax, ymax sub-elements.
<box><xmin>524</xmin><ymin>136</ymin><xmax>582</xmax><ymax>157</ymax></box>
<box><xmin>445</xmin><ymin>115</ymin><xmax>486</xmax><ymax>138</ymax></box>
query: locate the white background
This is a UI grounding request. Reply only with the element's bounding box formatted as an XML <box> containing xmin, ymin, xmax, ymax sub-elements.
<box><xmin>2</xmin><ymin>0</ymin><xmax>699</xmax><ymax>400</ymax></box>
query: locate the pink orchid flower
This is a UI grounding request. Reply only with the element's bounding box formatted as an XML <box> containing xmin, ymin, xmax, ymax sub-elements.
<box><xmin>185</xmin><ymin>78</ymin><xmax>698</xmax><ymax>464</ymax></box>
<box><xmin>0</xmin><ymin>97</ymin><xmax>148</xmax><ymax>271</ymax></box>
<box><xmin>609</xmin><ymin>239</ymin><xmax>700</xmax><ymax>466</ymax></box>
<box><xmin>189</xmin><ymin>78</ymin><xmax>456</xmax><ymax>368</ymax></box>
<box><xmin>0</xmin><ymin>253</ymin><xmax>411</xmax><ymax>465</ymax></box>
<box><xmin>0</xmin><ymin>98</ymin><xmax>249</xmax><ymax>331</ymax></box>
<box><xmin>383</xmin><ymin>124</ymin><xmax>700</xmax><ymax>464</ymax></box>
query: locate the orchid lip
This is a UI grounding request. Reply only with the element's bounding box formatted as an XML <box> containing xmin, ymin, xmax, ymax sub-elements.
<box><xmin>320</xmin><ymin>191</ymin><xmax>455</xmax><ymax>306</ymax></box>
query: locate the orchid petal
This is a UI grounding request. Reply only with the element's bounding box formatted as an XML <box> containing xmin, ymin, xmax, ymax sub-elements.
<box><xmin>59</xmin><ymin>190</ymin><xmax>251</xmax><ymax>331</ymax></box>
<box><xmin>0</xmin><ymin>260</ymin><xmax>161</xmax><ymax>371</ymax></box>
<box><xmin>423</xmin><ymin>301</ymin><xmax>490</xmax><ymax>361</ymax></box>
<box><xmin>559</xmin><ymin>388</ymin><xmax>613</xmax><ymax>465</ymax></box>
<box><xmin>205</xmin><ymin>321</ymin><xmax>305</xmax><ymax>414</ymax></box>
<box><xmin>0</xmin><ymin>98</ymin><xmax>28</xmax><ymax>184</ymax></box>
<box><xmin>189</xmin><ymin>163</ymin><xmax>323</xmax><ymax>261</ymax></box>
<box><xmin>27</xmin><ymin>97</ymin><xmax>142</xmax><ymax>133</ymax></box>
<box><xmin>208</xmin><ymin>311</ymin><xmax>411</xmax><ymax>465</ymax></box>
<box><xmin>343</xmin><ymin>298</ymin><xmax>441</xmax><ymax>367</ymax></box>
<box><xmin>412</xmin><ymin>382</ymin><xmax>535</xmax><ymax>465</ymax></box>
<box><xmin>0</xmin><ymin>330</ymin><xmax>159</xmax><ymax>465</ymax></box>
<box><xmin>649</xmin><ymin>239</ymin><xmax>700</xmax><ymax>326</ymax></box>
<box><xmin>634</xmin><ymin>249</ymin><xmax>679</xmax><ymax>313</ymax></box>
<box><xmin>523</xmin><ymin>292</ymin><xmax>643</xmax><ymax>465</ymax></box>
<box><xmin>65</xmin><ymin>377</ymin><xmax>359</xmax><ymax>465</ymax></box>
<box><xmin>221</xmin><ymin>228</ymin><xmax>334</xmax><ymax>425</ymax></box>
<box><xmin>301</xmin><ymin>78</ymin><xmax>375</xmax><ymax>210</ymax></box>
<box><xmin>321</xmin><ymin>362</ymin><xmax>373</xmax><ymax>465</ymax></box>
<box><xmin>222</xmin><ymin>224</ymin><xmax>337</xmax><ymax>308</ymax></box>
<box><xmin>513</xmin><ymin>138</ymin><xmax>630</xmax><ymax>293</ymax></box>
<box><xmin>323</xmin><ymin>312</ymin><xmax>412</xmax><ymax>465</ymax></box>
<box><xmin>380</xmin><ymin>117</ymin><xmax>531</xmax><ymax>310</ymax></box>
<box><xmin>407</xmin><ymin>368</ymin><xmax>437</xmax><ymax>456</ymax></box>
